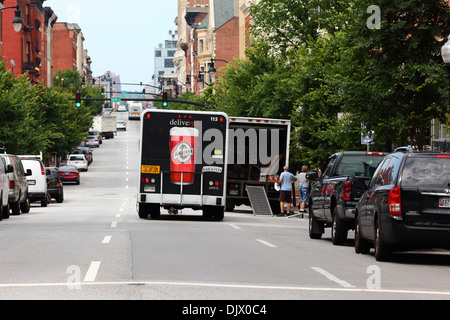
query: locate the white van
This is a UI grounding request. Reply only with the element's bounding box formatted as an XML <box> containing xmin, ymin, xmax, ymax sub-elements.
<box><xmin>0</xmin><ymin>158</ymin><xmax>11</xmax><ymax>220</ymax></box>
<box><xmin>21</xmin><ymin>158</ymin><xmax>49</xmax><ymax>207</ymax></box>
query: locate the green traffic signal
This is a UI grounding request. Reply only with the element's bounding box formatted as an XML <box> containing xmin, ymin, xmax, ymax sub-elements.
<box><xmin>75</xmin><ymin>92</ymin><xmax>81</xmax><ymax>107</ymax></box>
<box><xmin>162</xmin><ymin>92</ymin><xmax>168</xmax><ymax>107</ymax></box>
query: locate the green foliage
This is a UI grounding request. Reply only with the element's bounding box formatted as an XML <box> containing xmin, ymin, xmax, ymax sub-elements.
<box><xmin>0</xmin><ymin>62</ymin><xmax>100</xmax><ymax>160</ymax></box>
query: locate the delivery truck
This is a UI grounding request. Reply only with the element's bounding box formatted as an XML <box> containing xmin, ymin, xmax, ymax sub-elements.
<box><xmin>137</xmin><ymin>109</ymin><xmax>229</xmax><ymax>221</ymax></box>
<box><xmin>226</xmin><ymin>117</ymin><xmax>291</xmax><ymax>213</ymax></box>
<box><xmin>99</xmin><ymin>115</ymin><xmax>117</xmax><ymax>139</ymax></box>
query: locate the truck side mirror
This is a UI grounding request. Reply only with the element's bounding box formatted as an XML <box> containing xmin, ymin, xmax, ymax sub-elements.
<box><xmin>306</xmin><ymin>170</ymin><xmax>318</xmax><ymax>180</ymax></box>
<box><xmin>5</xmin><ymin>164</ymin><xmax>13</xmax><ymax>173</ymax></box>
<box><xmin>25</xmin><ymin>169</ymin><xmax>32</xmax><ymax>176</ymax></box>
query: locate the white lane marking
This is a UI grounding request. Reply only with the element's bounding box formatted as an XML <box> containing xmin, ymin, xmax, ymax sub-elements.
<box><xmin>256</xmin><ymin>239</ymin><xmax>277</xmax><ymax>248</ymax></box>
<box><xmin>311</xmin><ymin>267</ymin><xmax>354</xmax><ymax>288</ymax></box>
<box><xmin>228</xmin><ymin>223</ymin><xmax>241</xmax><ymax>230</ymax></box>
<box><xmin>102</xmin><ymin>236</ymin><xmax>111</xmax><ymax>244</ymax></box>
<box><xmin>83</xmin><ymin>261</ymin><xmax>101</xmax><ymax>282</ymax></box>
<box><xmin>111</xmin><ymin>221</ymin><xmax>117</xmax><ymax>228</ymax></box>
<box><xmin>115</xmin><ymin>214</ymin><xmax>121</xmax><ymax>218</ymax></box>
<box><xmin>1</xmin><ymin>280</ymin><xmax>449</xmax><ymax>297</ymax></box>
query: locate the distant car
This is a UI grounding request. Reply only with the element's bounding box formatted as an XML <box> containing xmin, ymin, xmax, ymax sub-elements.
<box><xmin>21</xmin><ymin>158</ymin><xmax>49</xmax><ymax>207</ymax></box>
<box><xmin>72</xmin><ymin>147</ymin><xmax>93</xmax><ymax>164</ymax></box>
<box><xmin>88</xmin><ymin>130</ymin><xmax>102</xmax><ymax>144</ymax></box>
<box><xmin>0</xmin><ymin>154</ymin><xmax>31</xmax><ymax>216</ymax></box>
<box><xmin>85</xmin><ymin>135</ymin><xmax>100</xmax><ymax>148</ymax></box>
<box><xmin>67</xmin><ymin>154</ymin><xmax>88</xmax><ymax>172</ymax></box>
<box><xmin>58</xmin><ymin>165</ymin><xmax>80</xmax><ymax>185</ymax></box>
<box><xmin>46</xmin><ymin>167</ymin><xmax>64</xmax><ymax>203</ymax></box>
<box><xmin>101</xmin><ymin>108</ymin><xmax>113</xmax><ymax>116</ymax></box>
<box><xmin>355</xmin><ymin>151</ymin><xmax>450</xmax><ymax>261</ymax></box>
<box><xmin>118</xmin><ymin>105</ymin><xmax>127</xmax><ymax>112</ymax></box>
<box><xmin>116</xmin><ymin>120</ymin><xmax>127</xmax><ymax>131</ymax></box>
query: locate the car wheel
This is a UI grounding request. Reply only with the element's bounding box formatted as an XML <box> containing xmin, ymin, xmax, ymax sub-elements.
<box><xmin>11</xmin><ymin>200</ymin><xmax>20</xmax><ymax>215</ymax></box>
<box><xmin>308</xmin><ymin>205</ymin><xmax>323</xmax><ymax>239</ymax></box>
<box><xmin>354</xmin><ymin>214</ymin><xmax>371</xmax><ymax>254</ymax></box>
<box><xmin>331</xmin><ymin>207</ymin><xmax>348</xmax><ymax>245</ymax></box>
<box><xmin>20</xmin><ymin>196</ymin><xmax>30</xmax><ymax>213</ymax></box>
<box><xmin>3</xmin><ymin>203</ymin><xmax>10</xmax><ymax>219</ymax></box>
<box><xmin>41</xmin><ymin>198</ymin><xmax>48</xmax><ymax>207</ymax></box>
<box><xmin>56</xmin><ymin>195</ymin><xmax>64</xmax><ymax>203</ymax></box>
<box><xmin>374</xmin><ymin>219</ymin><xmax>391</xmax><ymax>261</ymax></box>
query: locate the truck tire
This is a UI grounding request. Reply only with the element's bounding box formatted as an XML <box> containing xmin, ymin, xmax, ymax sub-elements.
<box><xmin>11</xmin><ymin>201</ymin><xmax>20</xmax><ymax>215</ymax></box>
<box><xmin>331</xmin><ymin>207</ymin><xmax>348</xmax><ymax>245</ymax></box>
<box><xmin>203</xmin><ymin>206</ymin><xmax>224</xmax><ymax>221</ymax></box>
<box><xmin>354</xmin><ymin>214</ymin><xmax>371</xmax><ymax>254</ymax></box>
<box><xmin>2</xmin><ymin>203</ymin><xmax>9</xmax><ymax>219</ymax></box>
<box><xmin>308</xmin><ymin>206</ymin><xmax>323</xmax><ymax>239</ymax></box>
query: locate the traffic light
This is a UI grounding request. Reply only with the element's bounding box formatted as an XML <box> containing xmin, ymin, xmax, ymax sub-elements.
<box><xmin>75</xmin><ymin>92</ymin><xmax>81</xmax><ymax>107</ymax></box>
<box><xmin>101</xmin><ymin>87</ymin><xmax>105</xmax><ymax>96</ymax></box>
<box><xmin>142</xmin><ymin>89</ymin><xmax>146</xmax><ymax>97</ymax></box>
<box><xmin>162</xmin><ymin>92</ymin><xmax>168</xmax><ymax>107</ymax></box>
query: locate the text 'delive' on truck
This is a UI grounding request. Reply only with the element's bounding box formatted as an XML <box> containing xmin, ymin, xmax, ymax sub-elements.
<box><xmin>226</xmin><ymin>117</ymin><xmax>291</xmax><ymax>213</ymax></box>
<box><xmin>137</xmin><ymin>109</ymin><xmax>229</xmax><ymax>221</ymax></box>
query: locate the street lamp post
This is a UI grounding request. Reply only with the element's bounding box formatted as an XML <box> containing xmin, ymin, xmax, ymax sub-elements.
<box><xmin>0</xmin><ymin>5</ymin><xmax>23</xmax><ymax>32</ymax></box>
<box><xmin>441</xmin><ymin>35</ymin><xmax>450</xmax><ymax>152</ymax></box>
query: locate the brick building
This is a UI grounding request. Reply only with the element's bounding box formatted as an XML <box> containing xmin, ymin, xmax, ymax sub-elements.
<box><xmin>1</xmin><ymin>0</ymin><xmax>57</xmax><ymax>86</ymax></box>
<box><xmin>174</xmin><ymin>0</ymin><xmax>240</xmax><ymax>95</ymax></box>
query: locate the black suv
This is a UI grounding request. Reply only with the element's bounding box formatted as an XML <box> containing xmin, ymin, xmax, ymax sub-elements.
<box><xmin>355</xmin><ymin>151</ymin><xmax>450</xmax><ymax>261</ymax></box>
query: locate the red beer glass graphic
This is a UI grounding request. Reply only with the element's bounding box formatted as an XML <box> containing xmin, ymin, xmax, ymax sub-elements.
<box><xmin>170</xmin><ymin>127</ymin><xmax>199</xmax><ymax>185</ymax></box>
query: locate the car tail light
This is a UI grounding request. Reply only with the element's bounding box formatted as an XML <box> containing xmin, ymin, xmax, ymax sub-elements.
<box><xmin>56</xmin><ymin>181</ymin><xmax>60</xmax><ymax>188</ymax></box>
<box><xmin>343</xmin><ymin>180</ymin><xmax>352</xmax><ymax>201</ymax></box>
<box><xmin>9</xmin><ymin>180</ymin><xmax>15</xmax><ymax>188</ymax></box>
<box><xmin>388</xmin><ymin>186</ymin><xmax>401</xmax><ymax>215</ymax></box>
<box><xmin>437</xmin><ymin>155</ymin><xmax>450</xmax><ymax>158</ymax></box>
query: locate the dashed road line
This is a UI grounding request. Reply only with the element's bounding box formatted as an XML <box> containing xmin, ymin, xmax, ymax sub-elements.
<box><xmin>311</xmin><ymin>267</ymin><xmax>354</xmax><ymax>288</ymax></box>
<box><xmin>111</xmin><ymin>221</ymin><xmax>117</xmax><ymax>228</ymax></box>
<box><xmin>83</xmin><ymin>261</ymin><xmax>101</xmax><ymax>282</ymax></box>
<box><xmin>228</xmin><ymin>223</ymin><xmax>241</xmax><ymax>230</ymax></box>
<box><xmin>256</xmin><ymin>239</ymin><xmax>277</xmax><ymax>248</ymax></box>
<box><xmin>102</xmin><ymin>236</ymin><xmax>111</xmax><ymax>244</ymax></box>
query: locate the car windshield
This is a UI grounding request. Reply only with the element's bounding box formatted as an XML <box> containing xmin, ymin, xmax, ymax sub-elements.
<box><xmin>401</xmin><ymin>156</ymin><xmax>450</xmax><ymax>187</ymax></box>
<box><xmin>59</xmin><ymin>165</ymin><xmax>77</xmax><ymax>171</ymax></box>
<box><xmin>86</xmin><ymin>136</ymin><xmax>96</xmax><ymax>139</ymax></box>
<box><xmin>70</xmin><ymin>155</ymin><xmax>85</xmax><ymax>161</ymax></box>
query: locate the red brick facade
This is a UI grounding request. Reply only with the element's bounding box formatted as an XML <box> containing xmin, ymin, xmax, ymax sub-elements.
<box><xmin>52</xmin><ymin>22</ymin><xmax>78</xmax><ymax>76</ymax></box>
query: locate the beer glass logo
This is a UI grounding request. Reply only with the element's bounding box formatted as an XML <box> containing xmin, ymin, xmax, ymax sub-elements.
<box><xmin>173</xmin><ymin>142</ymin><xmax>193</xmax><ymax>163</ymax></box>
<box><xmin>170</xmin><ymin>127</ymin><xmax>199</xmax><ymax>185</ymax></box>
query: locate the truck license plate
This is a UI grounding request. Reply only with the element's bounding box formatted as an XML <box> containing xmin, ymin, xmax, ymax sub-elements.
<box><xmin>439</xmin><ymin>197</ymin><xmax>450</xmax><ymax>208</ymax></box>
<box><xmin>141</xmin><ymin>165</ymin><xmax>160</xmax><ymax>174</ymax></box>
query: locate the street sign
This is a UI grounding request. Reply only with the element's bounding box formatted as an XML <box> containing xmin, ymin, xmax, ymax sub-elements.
<box><xmin>111</xmin><ymin>97</ymin><xmax>121</xmax><ymax>102</ymax></box>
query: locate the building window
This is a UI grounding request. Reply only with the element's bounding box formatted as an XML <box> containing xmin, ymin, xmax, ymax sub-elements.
<box><xmin>164</xmin><ymin>59</ymin><xmax>174</xmax><ymax>68</ymax></box>
<box><xmin>26</xmin><ymin>42</ymin><xmax>31</xmax><ymax>63</ymax></box>
<box><xmin>155</xmin><ymin>50</ymin><xmax>161</xmax><ymax>57</ymax></box>
<box><xmin>199</xmin><ymin>40</ymin><xmax>204</xmax><ymax>53</ymax></box>
<box><xmin>167</xmin><ymin>50</ymin><xmax>176</xmax><ymax>57</ymax></box>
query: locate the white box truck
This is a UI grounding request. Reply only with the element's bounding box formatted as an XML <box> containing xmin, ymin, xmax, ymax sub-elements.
<box><xmin>99</xmin><ymin>115</ymin><xmax>117</xmax><ymax>139</ymax></box>
<box><xmin>226</xmin><ymin>117</ymin><xmax>291</xmax><ymax>213</ymax></box>
<box><xmin>137</xmin><ymin>109</ymin><xmax>229</xmax><ymax>221</ymax></box>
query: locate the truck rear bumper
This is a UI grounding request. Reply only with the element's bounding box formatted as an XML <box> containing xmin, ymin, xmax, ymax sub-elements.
<box><xmin>138</xmin><ymin>193</ymin><xmax>224</xmax><ymax>207</ymax></box>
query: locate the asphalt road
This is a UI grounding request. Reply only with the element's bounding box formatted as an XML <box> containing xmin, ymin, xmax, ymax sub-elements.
<box><xmin>0</xmin><ymin>111</ymin><xmax>449</xmax><ymax>305</ymax></box>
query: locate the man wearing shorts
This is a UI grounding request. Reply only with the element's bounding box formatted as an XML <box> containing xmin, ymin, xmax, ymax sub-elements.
<box><xmin>277</xmin><ymin>165</ymin><xmax>297</xmax><ymax>215</ymax></box>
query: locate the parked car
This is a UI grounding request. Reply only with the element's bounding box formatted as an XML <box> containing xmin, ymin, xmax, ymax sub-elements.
<box><xmin>85</xmin><ymin>135</ymin><xmax>100</xmax><ymax>148</ymax></box>
<box><xmin>0</xmin><ymin>154</ymin><xmax>31</xmax><ymax>215</ymax></box>
<box><xmin>46</xmin><ymin>167</ymin><xmax>64</xmax><ymax>203</ymax></box>
<box><xmin>116</xmin><ymin>120</ymin><xmax>126</xmax><ymax>131</ymax></box>
<box><xmin>89</xmin><ymin>130</ymin><xmax>102</xmax><ymax>144</ymax></box>
<box><xmin>72</xmin><ymin>147</ymin><xmax>92</xmax><ymax>164</ymax></box>
<box><xmin>0</xmin><ymin>157</ymin><xmax>11</xmax><ymax>220</ymax></box>
<box><xmin>58</xmin><ymin>165</ymin><xmax>80</xmax><ymax>185</ymax></box>
<box><xmin>67</xmin><ymin>154</ymin><xmax>89</xmax><ymax>172</ymax></box>
<box><xmin>355</xmin><ymin>151</ymin><xmax>450</xmax><ymax>261</ymax></box>
<box><xmin>21</xmin><ymin>158</ymin><xmax>49</xmax><ymax>207</ymax></box>
<box><xmin>308</xmin><ymin>151</ymin><xmax>386</xmax><ymax>244</ymax></box>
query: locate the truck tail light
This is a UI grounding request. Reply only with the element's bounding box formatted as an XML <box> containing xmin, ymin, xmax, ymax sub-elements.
<box><xmin>388</xmin><ymin>186</ymin><xmax>401</xmax><ymax>215</ymax></box>
<box><xmin>9</xmin><ymin>180</ymin><xmax>15</xmax><ymax>188</ymax></box>
<box><xmin>343</xmin><ymin>180</ymin><xmax>352</xmax><ymax>201</ymax></box>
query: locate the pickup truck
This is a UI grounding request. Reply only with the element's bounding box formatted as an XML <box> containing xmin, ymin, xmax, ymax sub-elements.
<box><xmin>308</xmin><ymin>151</ymin><xmax>386</xmax><ymax>245</ymax></box>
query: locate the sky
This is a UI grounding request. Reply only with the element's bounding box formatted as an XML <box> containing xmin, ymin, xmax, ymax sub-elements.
<box><xmin>45</xmin><ymin>0</ymin><xmax>178</xmax><ymax>84</ymax></box>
